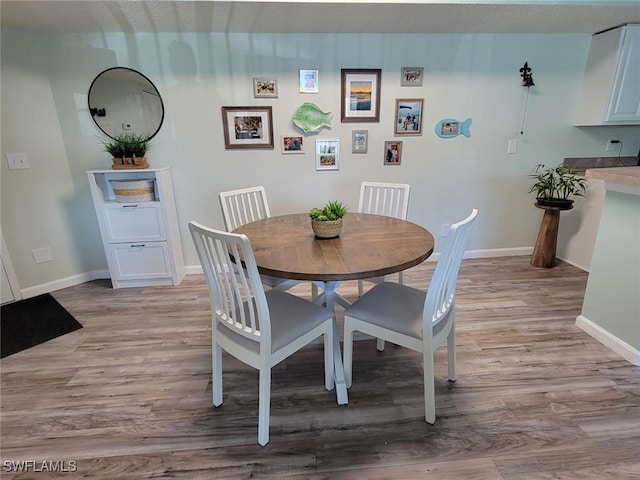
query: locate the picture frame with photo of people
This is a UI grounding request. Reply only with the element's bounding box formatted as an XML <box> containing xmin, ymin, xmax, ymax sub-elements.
<box><xmin>383</xmin><ymin>140</ymin><xmax>402</xmax><ymax>165</ymax></box>
<box><xmin>221</xmin><ymin>106</ymin><xmax>274</xmax><ymax>149</ymax></box>
<box><xmin>316</xmin><ymin>139</ymin><xmax>340</xmax><ymax>170</ymax></box>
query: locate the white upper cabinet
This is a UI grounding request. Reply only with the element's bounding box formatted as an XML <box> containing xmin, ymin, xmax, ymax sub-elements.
<box><xmin>574</xmin><ymin>24</ymin><xmax>640</xmax><ymax>126</ymax></box>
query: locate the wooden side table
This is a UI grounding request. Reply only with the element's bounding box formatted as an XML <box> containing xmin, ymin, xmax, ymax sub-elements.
<box><xmin>531</xmin><ymin>203</ymin><xmax>573</xmax><ymax>268</ymax></box>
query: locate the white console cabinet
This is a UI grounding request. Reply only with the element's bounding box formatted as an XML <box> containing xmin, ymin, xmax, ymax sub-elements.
<box><xmin>574</xmin><ymin>24</ymin><xmax>640</xmax><ymax>126</ymax></box>
<box><xmin>87</xmin><ymin>167</ymin><xmax>185</xmax><ymax>289</ymax></box>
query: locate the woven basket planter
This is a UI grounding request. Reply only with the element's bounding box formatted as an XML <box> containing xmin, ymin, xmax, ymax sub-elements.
<box><xmin>311</xmin><ymin>218</ymin><xmax>343</xmax><ymax>239</ymax></box>
<box><xmin>110</xmin><ymin>179</ymin><xmax>155</xmax><ymax>202</ymax></box>
<box><xmin>111</xmin><ymin>157</ymin><xmax>149</xmax><ymax>169</ymax></box>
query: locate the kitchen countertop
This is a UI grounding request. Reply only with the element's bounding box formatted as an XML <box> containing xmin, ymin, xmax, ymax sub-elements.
<box><xmin>586</xmin><ymin>166</ymin><xmax>640</xmax><ymax>195</ymax></box>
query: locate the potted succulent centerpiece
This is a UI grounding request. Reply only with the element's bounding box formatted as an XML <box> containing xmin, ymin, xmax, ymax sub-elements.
<box><xmin>309</xmin><ymin>200</ymin><xmax>348</xmax><ymax>238</ymax></box>
<box><xmin>528</xmin><ymin>163</ymin><xmax>587</xmax><ymax>210</ymax></box>
<box><xmin>101</xmin><ymin>132</ymin><xmax>151</xmax><ymax>169</ymax></box>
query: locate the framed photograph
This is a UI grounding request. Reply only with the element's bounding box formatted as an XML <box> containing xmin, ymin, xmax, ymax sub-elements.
<box><xmin>383</xmin><ymin>140</ymin><xmax>403</xmax><ymax>165</ymax></box>
<box><xmin>341</xmin><ymin>68</ymin><xmax>382</xmax><ymax>122</ymax></box>
<box><xmin>316</xmin><ymin>139</ymin><xmax>340</xmax><ymax>170</ymax></box>
<box><xmin>352</xmin><ymin>130</ymin><xmax>368</xmax><ymax>154</ymax></box>
<box><xmin>401</xmin><ymin>67</ymin><xmax>424</xmax><ymax>86</ymax></box>
<box><xmin>394</xmin><ymin>98</ymin><xmax>424</xmax><ymax>135</ymax></box>
<box><xmin>281</xmin><ymin>135</ymin><xmax>305</xmax><ymax>154</ymax></box>
<box><xmin>299</xmin><ymin>69</ymin><xmax>319</xmax><ymax>93</ymax></box>
<box><xmin>253</xmin><ymin>78</ymin><xmax>278</xmax><ymax>98</ymax></box>
<box><xmin>221</xmin><ymin>106</ymin><xmax>274</xmax><ymax>150</ymax></box>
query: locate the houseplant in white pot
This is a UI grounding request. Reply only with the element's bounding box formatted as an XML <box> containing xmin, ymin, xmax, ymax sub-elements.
<box><xmin>309</xmin><ymin>200</ymin><xmax>348</xmax><ymax>238</ymax></box>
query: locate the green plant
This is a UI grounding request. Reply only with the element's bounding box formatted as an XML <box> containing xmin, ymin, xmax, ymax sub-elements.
<box><xmin>528</xmin><ymin>164</ymin><xmax>587</xmax><ymax>200</ymax></box>
<box><xmin>101</xmin><ymin>132</ymin><xmax>152</xmax><ymax>158</ymax></box>
<box><xmin>309</xmin><ymin>200</ymin><xmax>348</xmax><ymax>221</ymax></box>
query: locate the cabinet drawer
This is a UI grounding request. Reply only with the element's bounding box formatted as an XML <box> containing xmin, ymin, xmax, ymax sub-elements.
<box><xmin>102</xmin><ymin>203</ymin><xmax>165</xmax><ymax>242</ymax></box>
<box><xmin>107</xmin><ymin>242</ymin><xmax>171</xmax><ymax>280</ymax></box>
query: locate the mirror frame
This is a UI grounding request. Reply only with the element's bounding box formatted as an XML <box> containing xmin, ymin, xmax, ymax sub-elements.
<box><xmin>88</xmin><ymin>67</ymin><xmax>165</xmax><ymax>141</ymax></box>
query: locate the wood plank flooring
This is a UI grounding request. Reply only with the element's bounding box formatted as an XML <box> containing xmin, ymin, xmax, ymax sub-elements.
<box><xmin>1</xmin><ymin>256</ymin><xmax>639</xmax><ymax>479</ymax></box>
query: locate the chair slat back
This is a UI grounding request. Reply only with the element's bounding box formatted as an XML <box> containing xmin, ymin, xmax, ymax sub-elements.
<box><xmin>189</xmin><ymin>221</ymin><xmax>271</xmax><ymax>345</ymax></box>
<box><xmin>424</xmin><ymin>209</ymin><xmax>477</xmax><ymax>326</ymax></box>
<box><xmin>219</xmin><ymin>186</ymin><xmax>271</xmax><ymax>231</ymax></box>
<box><xmin>358</xmin><ymin>181</ymin><xmax>410</xmax><ymax>220</ymax></box>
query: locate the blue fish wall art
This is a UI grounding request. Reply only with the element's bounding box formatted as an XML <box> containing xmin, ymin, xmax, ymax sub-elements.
<box><xmin>435</xmin><ymin>118</ymin><xmax>472</xmax><ymax>138</ymax></box>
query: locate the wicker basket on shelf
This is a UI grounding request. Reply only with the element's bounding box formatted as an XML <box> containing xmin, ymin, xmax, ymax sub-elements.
<box><xmin>311</xmin><ymin>218</ymin><xmax>343</xmax><ymax>239</ymax></box>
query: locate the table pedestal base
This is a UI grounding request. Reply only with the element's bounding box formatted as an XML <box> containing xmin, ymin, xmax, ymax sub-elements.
<box><xmin>313</xmin><ymin>280</ymin><xmax>349</xmax><ymax>405</ymax></box>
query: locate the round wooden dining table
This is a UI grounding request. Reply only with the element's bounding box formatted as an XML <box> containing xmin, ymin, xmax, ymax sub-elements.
<box><xmin>234</xmin><ymin>212</ymin><xmax>435</xmax><ymax>404</ymax></box>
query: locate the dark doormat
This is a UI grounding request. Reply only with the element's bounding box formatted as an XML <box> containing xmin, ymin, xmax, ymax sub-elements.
<box><xmin>1</xmin><ymin>294</ymin><xmax>82</xmax><ymax>358</ymax></box>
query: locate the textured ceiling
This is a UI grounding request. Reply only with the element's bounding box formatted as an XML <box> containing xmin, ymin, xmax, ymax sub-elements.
<box><xmin>1</xmin><ymin>1</ymin><xmax>639</xmax><ymax>34</ymax></box>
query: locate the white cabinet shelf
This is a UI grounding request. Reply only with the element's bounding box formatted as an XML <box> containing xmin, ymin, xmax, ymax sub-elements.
<box><xmin>87</xmin><ymin>167</ymin><xmax>185</xmax><ymax>289</ymax></box>
<box><xmin>574</xmin><ymin>24</ymin><xmax>640</xmax><ymax>126</ymax></box>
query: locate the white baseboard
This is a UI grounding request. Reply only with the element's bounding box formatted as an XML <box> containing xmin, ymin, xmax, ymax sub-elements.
<box><xmin>555</xmin><ymin>256</ymin><xmax>589</xmax><ymax>273</ymax></box>
<box><xmin>19</xmin><ymin>247</ymin><xmax>535</xmax><ymax>298</ymax></box>
<box><xmin>465</xmin><ymin>246</ymin><xmax>533</xmax><ymax>258</ymax></box>
<box><xmin>428</xmin><ymin>246</ymin><xmax>533</xmax><ymax>262</ymax></box>
<box><xmin>21</xmin><ymin>270</ymin><xmax>110</xmax><ymax>299</ymax></box>
<box><xmin>185</xmin><ymin>265</ymin><xmax>203</xmax><ymax>275</ymax></box>
<box><xmin>576</xmin><ymin>315</ymin><xmax>640</xmax><ymax>366</ymax></box>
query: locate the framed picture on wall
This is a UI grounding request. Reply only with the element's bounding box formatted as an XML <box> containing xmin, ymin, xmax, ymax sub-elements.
<box><xmin>316</xmin><ymin>139</ymin><xmax>340</xmax><ymax>170</ymax></box>
<box><xmin>394</xmin><ymin>98</ymin><xmax>424</xmax><ymax>135</ymax></box>
<box><xmin>352</xmin><ymin>130</ymin><xmax>368</xmax><ymax>154</ymax></box>
<box><xmin>281</xmin><ymin>135</ymin><xmax>305</xmax><ymax>154</ymax></box>
<box><xmin>221</xmin><ymin>106</ymin><xmax>274</xmax><ymax>149</ymax></box>
<box><xmin>299</xmin><ymin>69</ymin><xmax>319</xmax><ymax>93</ymax></box>
<box><xmin>383</xmin><ymin>140</ymin><xmax>402</xmax><ymax>165</ymax></box>
<box><xmin>401</xmin><ymin>67</ymin><xmax>424</xmax><ymax>86</ymax></box>
<box><xmin>341</xmin><ymin>68</ymin><xmax>381</xmax><ymax>122</ymax></box>
<box><xmin>253</xmin><ymin>78</ymin><xmax>278</xmax><ymax>98</ymax></box>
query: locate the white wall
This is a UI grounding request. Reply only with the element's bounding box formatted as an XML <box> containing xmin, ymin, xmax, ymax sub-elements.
<box><xmin>2</xmin><ymin>29</ymin><xmax>640</xmax><ymax>293</ymax></box>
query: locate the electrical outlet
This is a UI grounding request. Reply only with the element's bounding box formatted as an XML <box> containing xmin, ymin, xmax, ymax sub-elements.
<box><xmin>507</xmin><ymin>139</ymin><xmax>518</xmax><ymax>154</ymax></box>
<box><xmin>32</xmin><ymin>247</ymin><xmax>53</xmax><ymax>264</ymax></box>
<box><xmin>606</xmin><ymin>137</ymin><xmax>620</xmax><ymax>152</ymax></box>
<box><xmin>440</xmin><ymin>223</ymin><xmax>451</xmax><ymax>237</ymax></box>
<box><xmin>6</xmin><ymin>152</ymin><xmax>30</xmax><ymax>170</ymax></box>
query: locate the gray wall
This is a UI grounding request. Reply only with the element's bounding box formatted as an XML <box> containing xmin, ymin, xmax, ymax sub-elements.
<box><xmin>2</xmin><ymin>29</ymin><xmax>640</xmax><ymax>295</ymax></box>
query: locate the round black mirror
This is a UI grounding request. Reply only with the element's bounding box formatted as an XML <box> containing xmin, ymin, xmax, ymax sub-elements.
<box><xmin>88</xmin><ymin>67</ymin><xmax>164</xmax><ymax>141</ymax></box>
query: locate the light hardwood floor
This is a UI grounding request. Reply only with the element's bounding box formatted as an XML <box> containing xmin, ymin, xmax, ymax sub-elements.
<box><xmin>1</xmin><ymin>256</ymin><xmax>639</xmax><ymax>479</ymax></box>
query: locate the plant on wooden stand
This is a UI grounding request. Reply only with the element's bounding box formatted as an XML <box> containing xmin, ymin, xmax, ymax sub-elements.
<box><xmin>528</xmin><ymin>163</ymin><xmax>587</xmax><ymax>209</ymax></box>
<box><xmin>528</xmin><ymin>163</ymin><xmax>588</xmax><ymax>268</ymax></box>
<box><xmin>101</xmin><ymin>133</ymin><xmax>152</xmax><ymax>169</ymax></box>
<box><xmin>309</xmin><ymin>200</ymin><xmax>348</xmax><ymax>238</ymax></box>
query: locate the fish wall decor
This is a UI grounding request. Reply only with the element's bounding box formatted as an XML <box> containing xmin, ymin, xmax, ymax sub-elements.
<box><xmin>292</xmin><ymin>103</ymin><xmax>332</xmax><ymax>134</ymax></box>
<box><xmin>435</xmin><ymin>118</ymin><xmax>472</xmax><ymax>139</ymax></box>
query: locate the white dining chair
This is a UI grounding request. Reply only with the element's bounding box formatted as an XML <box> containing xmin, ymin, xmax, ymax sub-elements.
<box><xmin>219</xmin><ymin>186</ymin><xmax>298</xmax><ymax>292</ymax></box>
<box><xmin>343</xmin><ymin>209</ymin><xmax>477</xmax><ymax>424</ymax></box>
<box><xmin>189</xmin><ymin>221</ymin><xmax>334</xmax><ymax>446</ymax></box>
<box><xmin>357</xmin><ymin>181</ymin><xmax>411</xmax><ymax>297</ymax></box>
<box><xmin>357</xmin><ymin>181</ymin><xmax>411</xmax><ymax>350</ymax></box>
